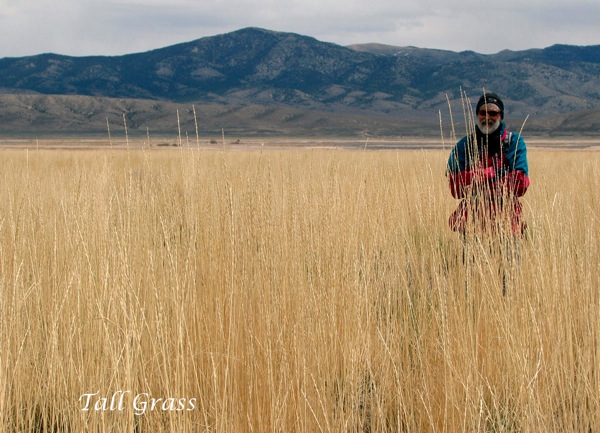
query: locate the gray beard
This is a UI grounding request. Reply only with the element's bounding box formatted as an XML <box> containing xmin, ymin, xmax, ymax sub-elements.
<box><xmin>478</xmin><ymin>118</ymin><xmax>501</xmax><ymax>135</ymax></box>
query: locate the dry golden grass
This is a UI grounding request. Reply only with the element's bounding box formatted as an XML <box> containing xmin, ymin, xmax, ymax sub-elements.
<box><xmin>0</xmin><ymin>146</ymin><xmax>598</xmax><ymax>432</ymax></box>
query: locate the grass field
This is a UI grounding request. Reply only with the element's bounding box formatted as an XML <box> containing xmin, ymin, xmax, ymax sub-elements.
<box><xmin>0</xmin><ymin>145</ymin><xmax>598</xmax><ymax>432</ymax></box>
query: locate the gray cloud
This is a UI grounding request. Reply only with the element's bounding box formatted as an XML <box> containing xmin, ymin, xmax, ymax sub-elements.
<box><xmin>1</xmin><ymin>0</ymin><xmax>599</xmax><ymax>57</ymax></box>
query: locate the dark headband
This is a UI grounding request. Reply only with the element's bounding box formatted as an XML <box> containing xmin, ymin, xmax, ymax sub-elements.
<box><xmin>476</xmin><ymin>92</ymin><xmax>504</xmax><ymax>118</ymax></box>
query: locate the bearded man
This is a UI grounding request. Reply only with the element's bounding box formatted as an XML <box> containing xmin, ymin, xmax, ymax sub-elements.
<box><xmin>446</xmin><ymin>92</ymin><xmax>530</xmax><ymax>235</ymax></box>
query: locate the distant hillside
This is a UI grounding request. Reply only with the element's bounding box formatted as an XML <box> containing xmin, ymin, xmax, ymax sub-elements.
<box><xmin>1</xmin><ymin>27</ymin><xmax>600</xmax><ymax>136</ymax></box>
<box><xmin>0</xmin><ymin>93</ymin><xmax>431</xmax><ymax>138</ymax></box>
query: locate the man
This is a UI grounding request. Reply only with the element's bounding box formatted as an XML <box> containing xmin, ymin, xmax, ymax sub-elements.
<box><xmin>446</xmin><ymin>92</ymin><xmax>530</xmax><ymax>235</ymax></box>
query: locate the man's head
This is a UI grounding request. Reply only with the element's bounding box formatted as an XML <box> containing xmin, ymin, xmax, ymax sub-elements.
<box><xmin>476</xmin><ymin>92</ymin><xmax>504</xmax><ymax>134</ymax></box>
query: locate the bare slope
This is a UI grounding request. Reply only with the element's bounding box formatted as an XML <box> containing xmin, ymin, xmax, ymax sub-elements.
<box><xmin>1</xmin><ymin>28</ymin><xmax>600</xmax><ymax>135</ymax></box>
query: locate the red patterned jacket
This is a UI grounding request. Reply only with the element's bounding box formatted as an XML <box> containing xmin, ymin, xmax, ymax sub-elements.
<box><xmin>446</xmin><ymin>122</ymin><xmax>530</xmax><ymax>235</ymax></box>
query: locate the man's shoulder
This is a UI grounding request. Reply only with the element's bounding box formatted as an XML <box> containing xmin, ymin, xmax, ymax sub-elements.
<box><xmin>505</xmin><ymin>129</ymin><xmax>527</xmax><ymax>148</ymax></box>
<box><xmin>453</xmin><ymin>135</ymin><xmax>470</xmax><ymax>149</ymax></box>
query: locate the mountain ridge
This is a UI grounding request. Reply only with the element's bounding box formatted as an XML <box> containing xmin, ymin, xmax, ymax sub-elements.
<box><xmin>1</xmin><ymin>27</ymin><xmax>599</xmax><ymax>136</ymax></box>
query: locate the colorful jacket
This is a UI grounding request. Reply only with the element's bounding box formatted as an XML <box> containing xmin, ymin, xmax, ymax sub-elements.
<box><xmin>446</xmin><ymin>121</ymin><xmax>530</xmax><ymax>234</ymax></box>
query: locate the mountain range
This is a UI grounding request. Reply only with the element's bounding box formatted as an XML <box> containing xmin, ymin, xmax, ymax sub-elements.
<box><xmin>1</xmin><ymin>27</ymin><xmax>600</xmax><ymax>137</ymax></box>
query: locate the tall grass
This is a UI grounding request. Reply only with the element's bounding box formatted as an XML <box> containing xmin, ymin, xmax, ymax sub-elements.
<box><xmin>0</xmin><ymin>146</ymin><xmax>598</xmax><ymax>432</ymax></box>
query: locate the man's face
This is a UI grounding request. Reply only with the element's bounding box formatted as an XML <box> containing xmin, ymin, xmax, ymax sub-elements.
<box><xmin>477</xmin><ymin>103</ymin><xmax>502</xmax><ymax>134</ymax></box>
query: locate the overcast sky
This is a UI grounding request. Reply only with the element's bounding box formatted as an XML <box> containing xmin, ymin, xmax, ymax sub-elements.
<box><xmin>1</xmin><ymin>0</ymin><xmax>599</xmax><ymax>58</ymax></box>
